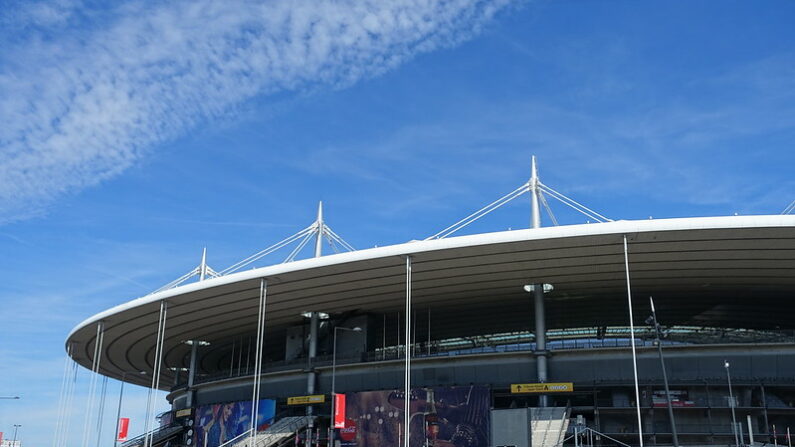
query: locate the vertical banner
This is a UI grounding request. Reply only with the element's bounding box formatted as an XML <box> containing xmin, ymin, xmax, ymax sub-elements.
<box><xmin>117</xmin><ymin>418</ymin><xmax>130</xmax><ymax>441</ymax></box>
<box><xmin>334</xmin><ymin>393</ymin><xmax>347</xmax><ymax>429</ymax></box>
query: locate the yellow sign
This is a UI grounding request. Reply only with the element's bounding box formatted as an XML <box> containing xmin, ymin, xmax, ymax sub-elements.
<box><xmin>175</xmin><ymin>408</ymin><xmax>192</xmax><ymax>418</ymax></box>
<box><xmin>287</xmin><ymin>394</ymin><xmax>326</xmax><ymax>405</ymax></box>
<box><xmin>511</xmin><ymin>382</ymin><xmax>574</xmax><ymax>394</ymax></box>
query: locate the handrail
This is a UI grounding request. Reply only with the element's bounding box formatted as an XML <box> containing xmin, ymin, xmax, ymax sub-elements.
<box><xmin>120</xmin><ymin>423</ymin><xmax>181</xmax><ymax>447</ymax></box>
<box><xmin>216</xmin><ymin>428</ymin><xmax>253</xmax><ymax>447</ymax></box>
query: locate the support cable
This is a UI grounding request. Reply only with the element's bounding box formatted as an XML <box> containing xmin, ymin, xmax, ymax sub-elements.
<box><xmin>539</xmin><ymin>192</ymin><xmax>559</xmax><ymax>226</ymax></box>
<box><xmin>324</xmin><ymin>226</ymin><xmax>356</xmax><ymax>252</ymax></box>
<box><xmin>152</xmin><ymin>267</ymin><xmax>201</xmax><ymax>294</ymax></box>
<box><xmin>425</xmin><ymin>175</ymin><xmax>612</xmax><ymax>240</ymax></box>
<box><xmin>539</xmin><ymin>184</ymin><xmax>612</xmax><ymax>223</ymax></box>
<box><xmin>283</xmin><ymin>231</ymin><xmax>316</xmax><ymax>263</ymax></box>
<box><xmin>783</xmin><ymin>200</ymin><xmax>795</xmax><ymax>215</ymax></box>
<box><xmin>425</xmin><ymin>183</ymin><xmax>530</xmax><ymax>240</ymax></box>
<box><xmin>221</xmin><ymin>226</ymin><xmax>315</xmax><ymax>275</ymax></box>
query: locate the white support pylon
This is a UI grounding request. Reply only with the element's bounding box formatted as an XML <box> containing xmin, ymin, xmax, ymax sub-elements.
<box><xmin>199</xmin><ymin>247</ymin><xmax>208</xmax><ymax>281</ymax></box>
<box><xmin>530</xmin><ymin>156</ymin><xmax>542</xmax><ymax>229</ymax></box>
<box><xmin>314</xmin><ymin>201</ymin><xmax>324</xmax><ymax>258</ymax></box>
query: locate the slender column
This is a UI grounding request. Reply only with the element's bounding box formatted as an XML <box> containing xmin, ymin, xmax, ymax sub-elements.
<box><xmin>81</xmin><ymin>322</ymin><xmax>105</xmax><ymax>447</ymax></box>
<box><xmin>762</xmin><ymin>384</ymin><xmax>771</xmax><ymax>435</ymax></box>
<box><xmin>650</xmin><ymin>297</ymin><xmax>679</xmax><ymax>447</ymax></box>
<box><xmin>144</xmin><ymin>301</ymin><xmax>168</xmax><ymax>447</ymax></box>
<box><xmin>534</xmin><ymin>284</ymin><xmax>548</xmax><ymax>407</ymax></box>
<box><xmin>427</xmin><ymin>308</ymin><xmax>431</xmax><ymax>356</ymax></box>
<box><xmin>748</xmin><ymin>415</ymin><xmax>756</xmax><ymax>446</ymax></box>
<box><xmin>113</xmin><ymin>375</ymin><xmax>126</xmax><ymax>447</ymax></box>
<box><xmin>404</xmin><ymin>256</ymin><xmax>412</xmax><ymax>447</ymax></box>
<box><xmin>53</xmin><ymin>342</ymin><xmax>74</xmax><ymax>447</ymax></box>
<box><xmin>95</xmin><ymin>376</ymin><xmax>109</xmax><ymax>447</ymax></box>
<box><xmin>623</xmin><ymin>235</ymin><xmax>644</xmax><ymax>447</ymax></box>
<box><xmin>250</xmin><ymin>279</ymin><xmax>267</xmax><ymax>443</ymax></box>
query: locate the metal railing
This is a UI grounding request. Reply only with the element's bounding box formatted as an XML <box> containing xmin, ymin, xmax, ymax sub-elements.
<box><xmin>177</xmin><ymin>326</ymin><xmax>795</xmax><ymax>390</ymax></box>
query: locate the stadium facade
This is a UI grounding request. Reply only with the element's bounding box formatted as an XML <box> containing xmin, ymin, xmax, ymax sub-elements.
<box><xmin>65</xmin><ymin>178</ymin><xmax>795</xmax><ymax>447</ymax></box>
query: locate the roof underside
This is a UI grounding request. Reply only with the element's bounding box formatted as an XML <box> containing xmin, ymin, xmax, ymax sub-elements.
<box><xmin>65</xmin><ymin>216</ymin><xmax>795</xmax><ymax>388</ymax></box>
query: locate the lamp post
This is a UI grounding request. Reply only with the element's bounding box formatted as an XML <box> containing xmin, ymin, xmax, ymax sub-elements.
<box><xmin>331</xmin><ymin>326</ymin><xmax>362</xmax><ymax>445</ymax></box>
<box><xmin>113</xmin><ymin>371</ymin><xmax>146</xmax><ymax>447</ymax></box>
<box><xmin>646</xmin><ymin>297</ymin><xmax>679</xmax><ymax>447</ymax></box>
<box><xmin>12</xmin><ymin>424</ymin><xmax>21</xmax><ymax>446</ymax></box>
<box><xmin>725</xmin><ymin>360</ymin><xmax>740</xmax><ymax>447</ymax></box>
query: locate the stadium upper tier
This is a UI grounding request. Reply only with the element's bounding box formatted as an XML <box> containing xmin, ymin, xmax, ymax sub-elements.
<box><xmin>66</xmin><ymin>215</ymin><xmax>795</xmax><ymax>389</ymax></box>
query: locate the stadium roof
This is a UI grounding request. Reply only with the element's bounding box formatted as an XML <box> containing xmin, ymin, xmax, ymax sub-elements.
<box><xmin>66</xmin><ymin>215</ymin><xmax>795</xmax><ymax>388</ymax></box>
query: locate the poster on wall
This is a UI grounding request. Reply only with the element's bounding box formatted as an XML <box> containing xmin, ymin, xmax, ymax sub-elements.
<box><xmin>193</xmin><ymin>399</ymin><xmax>276</xmax><ymax>447</ymax></box>
<box><xmin>342</xmin><ymin>385</ymin><xmax>490</xmax><ymax>447</ymax></box>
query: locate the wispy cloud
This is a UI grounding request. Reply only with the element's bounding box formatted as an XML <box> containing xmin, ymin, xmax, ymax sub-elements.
<box><xmin>0</xmin><ymin>0</ymin><xmax>516</xmax><ymax>223</ymax></box>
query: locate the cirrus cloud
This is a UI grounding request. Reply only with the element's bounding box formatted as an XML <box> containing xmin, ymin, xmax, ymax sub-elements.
<box><xmin>0</xmin><ymin>0</ymin><xmax>515</xmax><ymax>222</ymax></box>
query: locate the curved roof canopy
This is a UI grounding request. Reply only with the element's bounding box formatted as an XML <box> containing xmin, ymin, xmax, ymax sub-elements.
<box><xmin>66</xmin><ymin>215</ymin><xmax>795</xmax><ymax>388</ymax></box>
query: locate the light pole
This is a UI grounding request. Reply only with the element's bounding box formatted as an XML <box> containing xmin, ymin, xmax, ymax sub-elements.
<box><xmin>113</xmin><ymin>371</ymin><xmax>146</xmax><ymax>447</ymax></box>
<box><xmin>725</xmin><ymin>360</ymin><xmax>740</xmax><ymax>447</ymax></box>
<box><xmin>11</xmin><ymin>424</ymin><xmax>21</xmax><ymax>446</ymax></box>
<box><xmin>646</xmin><ymin>297</ymin><xmax>679</xmax><ymax>447</ymax></box>
<box><xmin>331</xmin><ymin>326</ymin><xmax>362</xmax><ymax>445</ymax></box>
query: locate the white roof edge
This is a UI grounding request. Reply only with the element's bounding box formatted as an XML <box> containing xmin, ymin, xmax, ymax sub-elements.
<box><xmin>66</xmin><ymin>214</ymin><xmax>795</xmax><ymax>342</ymax></box>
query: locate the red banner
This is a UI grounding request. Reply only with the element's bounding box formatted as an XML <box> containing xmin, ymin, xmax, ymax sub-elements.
<box><xmin>117</xmin><ymin>418</ymin><xmax>130</xmax><ymax>441</ymax></box>
<box><xmin>334</xmin><ymin>393</ymin><xmax>346</xmax><ymax>429</ymax></box>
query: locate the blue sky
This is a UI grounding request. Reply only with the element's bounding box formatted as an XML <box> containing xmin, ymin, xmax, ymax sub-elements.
<box><xmin>1</xmin><ymin>0</ymin><xmax>794</xmax><ymax>445</ymax></box>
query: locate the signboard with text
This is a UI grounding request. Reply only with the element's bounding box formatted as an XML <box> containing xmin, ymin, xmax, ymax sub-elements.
<box><xmin>287</xmin><ymin>394</ymin><xmax>326</xmax><ymax>405</ymax></box>
<box><xmin>511</xmin><ymin>382</ymin><xmax>574</xmax><ymax>394</ymax></box>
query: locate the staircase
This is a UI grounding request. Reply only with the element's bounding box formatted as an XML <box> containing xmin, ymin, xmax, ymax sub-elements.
<box><xmin>120</xmin><ymin>424</ymin><xmax>184</xmax><ymax>447</ymax></box>
<box><xmin>530</xmin><ymin>407</ymin><xmax>571</xmax><ymax>447</ymax></box>
<box><xmin>228</xmin><ymin>416</ymin><xmax>314</xmax><ymax>447</ymax></box>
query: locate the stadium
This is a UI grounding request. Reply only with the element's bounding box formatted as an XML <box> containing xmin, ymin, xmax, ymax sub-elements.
<box><xmin>64</xmin><ymin>163</ymin><xmax>795</xmax><ymax>447</ymax></box>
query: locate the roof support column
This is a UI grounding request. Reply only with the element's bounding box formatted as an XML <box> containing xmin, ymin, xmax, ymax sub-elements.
<box><xmin>305</xmin><ymin>311</ymin><xmax>319</xmax><ymax>446</ymax></box>
<box><xmin>186</xmin><ymin>341</ymin><xmax>199</xmax><ymax>408</ymax></box>
<box><xmin>250</xmin><ymin>279</ymin><xmax>267</xmax><ymax>445</ymax></box>
<box><xmin>404</xmin><ymin>255</ymin><xmax>412</xmax><ymax>447</ymax></box>
<box><xmin>81</xmin><ymin>322</ymin><xmax>105</xmax><ymax>447</ymax></box>
<box><xmin>533</xmin><ymin>284</ymin><xmax>548</xmax><ymax>407</ymax></box>
<box><xmin>144</xmin><ymin>301</ymin><xmax>168</xmax><ymax>447</ymax></box>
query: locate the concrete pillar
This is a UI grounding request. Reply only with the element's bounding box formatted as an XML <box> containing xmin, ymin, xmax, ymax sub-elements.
<box><xmin>534</xmin><ymin>284</ymin><xmax>548</xmax><ymax>407</ymax></box>
<box><xmin>307</xmin><ymin>312</ymin><xmax>319</xmax><ymax>414</ymax></box>
<box><xmin>186</xmin><ymin>341</ymin><xmax>199</xmax><ymax>408</ymax></box>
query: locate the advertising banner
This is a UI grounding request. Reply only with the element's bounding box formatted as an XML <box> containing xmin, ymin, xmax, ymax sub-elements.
<box><xmin>117</xmin><ymin>418</ymin><xmax>130</xmax><ymax>441</ymax></box>
<box><xmin>334</xmin><ymin>393</ymin><xmax>346</xmax><ymax>429</ymax></box>
<box><xmin>342</xmin><ymin>385</ymin><xmax>490</xmax><ymax>447</ymax></box>
<box><xmin>193</xmin><ymin>399</ymin><xmax>276</xmax><ymax>447</ymax></box>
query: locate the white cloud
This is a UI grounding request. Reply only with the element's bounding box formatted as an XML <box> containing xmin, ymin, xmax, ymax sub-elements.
<box><xmin>0</xmin><ymin>0</ymin><xmax>516</xmax><ymax>222</ymax></box>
